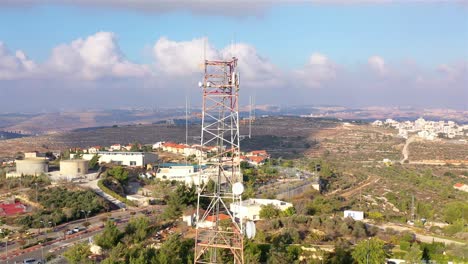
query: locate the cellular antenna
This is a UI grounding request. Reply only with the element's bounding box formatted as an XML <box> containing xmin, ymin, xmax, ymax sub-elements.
<box><xmin>194</xmin><ymin>57</ymin><xmax>244</xmax><ymax>264</ymax></box>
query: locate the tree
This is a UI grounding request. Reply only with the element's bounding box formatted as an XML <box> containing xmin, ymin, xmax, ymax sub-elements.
<box><xmin>328</xmin><ymin>239</ymin><xmax>353</xmax><ymax>264</ymax></box>
<box><xmin>94</xmin><ymin>221</ymin><xmax>123</xmax><ymax>249</ymax></box>
<box><xmin>259</xmin><ymin>204</ymin><xmax>281</xmax><ymax>219</ymax></box>
<box><xmin>88</xmin><ymin>154</ymin><xmax>100</xmax><ymax>170</ymax></box>
<box><xmin>163</xmin><ymin>184</ymin><xmax>197</xmax><ymax>220</ymax></box>
<box><xmin>244</xmin><ymin>241</ymin><xmax>262</xmax><ymax>264</ymax></box>
<box><xmin>107</xmin><ymin>166</ymin><xmax>129</xmax><ymax>184</ymax></box>
<box><xmin>63</xmin><ymin>243</ymin><xmax>92</xmax><ymax>264</ymax></box>
<box><xmin>443</xmin><ymin>201</ymin><xmax>468</xmax><ymax>224</ymax></box>
<box><xmin>405</xmin><ymin>244</ymin><xmax>422</xmax><ymax>264</ymax></box>
<box><xmin>156</xmin><ymin>235</ymin><xmax>194</xmax><ymax>264</ymax></box>
<box><xmin>351</xmin><ymin>238</ymin><xmax>388</xmax><ymax>264</ymax></box>
<box><xmin>125</xmin><ymin>216</ymin><xmax>150</xmax><ymax>243</ymax></box>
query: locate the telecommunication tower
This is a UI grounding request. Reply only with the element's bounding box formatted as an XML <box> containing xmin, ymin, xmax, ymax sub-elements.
<box><xmin>194</xmin><ymin>57</ymin><xmax>244</xmax><ymax>264</ymax></box>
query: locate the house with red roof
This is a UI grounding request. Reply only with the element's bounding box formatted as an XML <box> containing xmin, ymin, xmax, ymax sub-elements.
<box><xmin>454</xmin><ymin>183</ymin><xmax>468</xmax><ymax>192</ymax></box>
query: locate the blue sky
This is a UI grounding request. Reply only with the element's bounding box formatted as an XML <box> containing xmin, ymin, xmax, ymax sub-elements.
<box><xmin>1</xmin><ymin>3</ymin><xmax>466</xmax><ymax>66</ymax></box>
<box><xmin>0</xmin><ymin>1</ymin><xmax>467</xmax><ymax>111</ymax></box>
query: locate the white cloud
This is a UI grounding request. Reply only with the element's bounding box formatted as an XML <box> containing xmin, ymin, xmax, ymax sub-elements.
<box><xmin>0</xmin><ymin>42</ymin><xmax>36</xmax><ymax>80</ymax></box>
<box><xmin>221</xmin><ymin>43</ymin><xmax>281</xmax><ymax>86</ymax></box>
<box><xmin>296</xmin><ymin>52</ymin><xmax>337</xmax><ymax>88</ymax></box>
<box><xmin>46</xmin><ymin>32</ymin><xmax>149</xmax><ymax>80</ymax></box>
<box><xmin>368</xmin><ymin>55</ymin><xmax>387</xmax><ymax>75</ymax></box>
<box><xmin>152</xmin><ymin>38</ymin><xmax>281</xmax><ymax>87</ymax></box>
<box><xmin>0</xmin><ymin>33</ymin><xmax>466</xmax><ymax>111</ymax></box>
<box><xmin>153</xmin><ymin>37</ymin><xmax>217</xmax><ymax>76</ymax></box>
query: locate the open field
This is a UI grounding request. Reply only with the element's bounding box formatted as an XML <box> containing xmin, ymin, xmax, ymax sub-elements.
<box><xmin>0</xmin><ymin>117</ymin><xmax>338</xmax><ymax>159</ymax></box>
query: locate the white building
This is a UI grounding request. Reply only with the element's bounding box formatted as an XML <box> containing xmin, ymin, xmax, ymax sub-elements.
<box><xmin>152</xmin><ymin>141</ymin><xmax>165</xmax><ymax>150</ymax></box>
<box><xmin>372</xmin><ymin>120</ymin><xmax>383</xmax><ymax>126</ymax></box>
<box><xmin>155</xmin><ymin>164</ymin><xmax>221</xmax><ymax>186</ymax></box>
<box><xmin>229</xmin><ymin>198</ymin><xmax>293</xmax><ymax>221</ymax></box>
<box><xmin>126</xmin><ymin>194</ymin><xmax>153</xmax><ymax>206</ymax></box>
<box><xmin>87</xmin><ymin>146</ymin><xmax>102</xmax><ymax>154</ymax></box>
<box><xmin>109</xmin><ymin>144</ymin><xmax>122</xmax><ymax>151</ymax></box>
<box><xmin>81</xmin><ymin>151</ymin><xmax>158</xmax><ymax>167</ymax></box>
<box><xmin>343</xmin><ymin>210</ymin><xmax>364</xmax><ymax>221</ymax></box>
<box><xmin>156</xmin><ymin>165</ymin><xmax>200</xmax><ymax>185</ymax></box>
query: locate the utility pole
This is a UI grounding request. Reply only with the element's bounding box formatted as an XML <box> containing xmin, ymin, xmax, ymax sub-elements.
<box><xmin>35</xmin><ymin>182</ymin><xmax>38</xmax><ymax>203</ymax></box>
<box><xmin>5</xmin><ymin>236</ymin><xmax>8</xmax><ymax>264</ymax></box>
<box><xmin>366</xmin><ymin>238</ymin><xmax>370</xmax><ymax>264</ymax></box>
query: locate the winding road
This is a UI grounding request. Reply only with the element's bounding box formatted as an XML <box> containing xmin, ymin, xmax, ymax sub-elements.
<box><xmin>400</xmin><ymin>135</ymin><xmax>417</xmax><ymax>164</ymax></box>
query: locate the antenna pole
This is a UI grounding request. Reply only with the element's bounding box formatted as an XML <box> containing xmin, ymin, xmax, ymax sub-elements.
<box><xmin>194</xmin><ymin>57</ymin><xmax>244</xmax><ymax>264</ymax></box>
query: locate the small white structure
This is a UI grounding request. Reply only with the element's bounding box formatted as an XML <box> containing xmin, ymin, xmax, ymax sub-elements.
<box><xmin>126</xmin><ymin>194</ymin><xmax>153</xmax><ymax>206</ymax></box>
<box><xmin>230</xmin><ymin>198</ymin><xmax>293</xmax><ymax>221</ymax></box>
<box><xmin>81</xmin><ymin>152</ymin><xmax>158</xmax><ymax>167</ymax></box>
<box><xmin>343</xmin><ymin>210</ymin><xmax>364</xmax><ymax>221</ymax></box>
<box><xmin>152</xmin><ymin>141</ymin><xmax>165</xmax><ymax>150</ymax></box>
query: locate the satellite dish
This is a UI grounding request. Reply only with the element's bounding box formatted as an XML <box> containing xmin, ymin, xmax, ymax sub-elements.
<box><xmin>232</xmin><ymin>182</ymin><xmax>244</xmax><ymax>196</ymax></box>
<box><xmin>245</xmin><ymin>221</ymin><xmax>256</xmax><ymax>239</ymax></box>
<box><xmin>198</xmin><ymin>81</ymin><xmax>203</xmax><ymax>87</ymax></box>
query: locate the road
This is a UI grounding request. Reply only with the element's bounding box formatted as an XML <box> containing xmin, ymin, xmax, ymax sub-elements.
<box><xmin>2</xmin><ymin>206</ymin><xmax>162</xmax><ymax>263</ymax></box>
<box><xmin>366</xmin><ymin>221</ymin><xmax>466</xmax><ymax>246</ymax></box>
<box><xmin>400</xmin><ymin>135</ymin><xmax>417</xmax><ymax>164</ymax></box>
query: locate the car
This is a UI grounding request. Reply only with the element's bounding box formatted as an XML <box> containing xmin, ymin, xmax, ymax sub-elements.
<box><xmin>66</xmin><ymin>229</ymin><xmax>74</xmax><ymax>235</ymax></box>
<box><xmin>73</xmin><ymin>226</ymin><xmax>86</xmax><ymax>233</ymax></box>
<box><xmin>23</xmin><ymin>258</ymin><xmax>42</xmax><ymax>264</ymax></box>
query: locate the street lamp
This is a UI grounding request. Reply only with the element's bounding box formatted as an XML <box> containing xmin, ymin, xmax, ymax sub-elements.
<box><xmin>81</xmin><ymin>210</ymin><xmax>91</xmax><ymax>223</ymax></box>
<box><xmin>39</xmin><ymin>220</ymin><xmax>44</xmax><ymax>236</ymax></box>
<box><xmin>39</xmin><ymin>242</ymin><xmax>44</xmax><ymax>262</ymax></box>
<box><xmin>4</xmin><ymin>236</ymin><xmax>8</xmax><ymax>264</ymax></box>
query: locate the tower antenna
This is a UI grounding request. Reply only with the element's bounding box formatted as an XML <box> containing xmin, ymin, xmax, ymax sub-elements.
<box><xmin>194</xmin><ymin>56</ymin><xmax>244</xmax><ymax>264</ymax></box>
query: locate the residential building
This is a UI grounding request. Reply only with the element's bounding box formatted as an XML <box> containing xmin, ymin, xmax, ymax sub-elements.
<box><xmin>230</xmin><ymin>198</ymin><xmax>293</xmax><ymax>221</ymax></box>
<box><xmin>110</xmin><ymin>144</ymin><xmax>122</xmax><ymax>151</ymax></box>
<box><xmin>454</xmin><ymin>183</ymin><xmax>468</xmax><ymax>193</ymax></box>
<box><xmin>88</xmin><ymin>146</ymin><xmax>102</xmax><ymax>154</ymax></box>
<box><xmin>81</xmin><ymin>151</ymin><xmax>158</xmax><ymax>167</ymax></box>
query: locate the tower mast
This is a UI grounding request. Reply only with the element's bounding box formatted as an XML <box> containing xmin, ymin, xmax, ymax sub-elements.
<box><xmin>194</xmin><ymin>57</ymin><xmax>244</xmax><ymax>264</ymax></box>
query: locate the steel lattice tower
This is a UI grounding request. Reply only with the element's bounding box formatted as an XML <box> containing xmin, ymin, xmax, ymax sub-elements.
<box><xmin>194</xmin><ymin>57</ymin><xmax>244</xmax><ymax>264</ymax></box>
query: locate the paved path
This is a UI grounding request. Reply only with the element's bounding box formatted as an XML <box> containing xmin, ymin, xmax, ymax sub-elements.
<box><xmin>79</xmin><ymin>179</ymin><xmax>126</xmax><ymax>209</ymax></box>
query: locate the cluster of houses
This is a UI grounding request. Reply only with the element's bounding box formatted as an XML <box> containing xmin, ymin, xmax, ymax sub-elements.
<box><xmin>71</xmin><ymin>143</ymin><xmax>143</xmax><ymax>154</ymax></box>
<box><xmin>154</xmin><ymin>141</ymin><xmax>271</xmax><ymax>167</ymax></box>
<box><xmin>372</xmin><ymin>117</ymin><xmax>467</xmax><ymax>140</ymax></box>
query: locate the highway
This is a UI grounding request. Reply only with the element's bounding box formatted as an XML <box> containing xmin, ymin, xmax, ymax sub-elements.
<box><xmin>2</xmin><ymin>206</ymin><xmax>162</xmax><ymax>264</ymax></box>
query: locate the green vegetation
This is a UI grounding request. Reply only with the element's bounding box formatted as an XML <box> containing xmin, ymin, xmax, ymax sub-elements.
<box><xmin>107</xmin><ymin>166</ymin><xmax>129</xmax><ymax>184</ymax></box>
<box><xmin>162</xmin><ymin>183</ymin><xmax>197</xmax><ymax>220</ymax></box>
<box><xmin>97</xmin><ymin>178</ymin><xmax>131</xmax><ymax>205</ymax></box>
<box><xmin>18</xmin><ymin>187</ymin><xmax>109</xmax><ymax>227</ymax></box>
<box><xmin>88</xmin><ymin>154</ymin><xmax>100</xmax><ymax>170</ymax></box>
<box><xmin>351</xmin><ymin>238</ymin><xmax>388</xmax><ymax>264</ymax></box>
<box><xmin>93</xmin><ymin>215</ymin><xmax>194</xmax><ymax>264</ymax></box>
<box><xmin>64</xmin><ymin>243</ymin><xmax>92</xmax><ymax>264</ymax></box>
<box><xmin>0</xmin><ymin>174</ymin><xmax>50</xmax><ymax>190</ymax></box>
